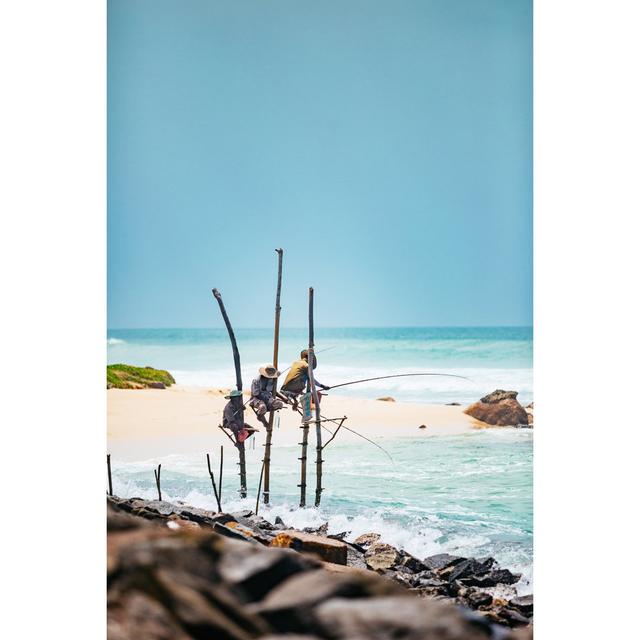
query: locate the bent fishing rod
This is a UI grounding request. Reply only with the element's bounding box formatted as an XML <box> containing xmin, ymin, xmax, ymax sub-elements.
<box><xmin>324</xmin><ymin>371</ymin><xmax>471</xmax><ymax>391</ymax></box>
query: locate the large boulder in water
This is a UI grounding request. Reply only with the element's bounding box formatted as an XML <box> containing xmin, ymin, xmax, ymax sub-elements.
<box><xmin>464</xmin><ymin>390</ymin><xmax>528</xmax><ymax>426</ymax></box>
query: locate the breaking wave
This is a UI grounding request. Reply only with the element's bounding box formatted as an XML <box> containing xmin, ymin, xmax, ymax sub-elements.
<box><xmin>109</xmin><ymin>429</ymin><xmax>533</xmax><ymax>594</ymax></box>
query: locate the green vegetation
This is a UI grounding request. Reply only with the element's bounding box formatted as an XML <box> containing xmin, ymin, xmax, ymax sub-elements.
<box><xmin>107</xmin><ymin>364</ymin><xmax>176</xmax><ymax>389</ymax></box>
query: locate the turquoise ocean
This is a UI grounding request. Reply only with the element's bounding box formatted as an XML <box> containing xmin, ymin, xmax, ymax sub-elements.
<box><xmin>108</xmin><ymin>327</ymin><xmax>532</xmax><ymax>593</ymax></box>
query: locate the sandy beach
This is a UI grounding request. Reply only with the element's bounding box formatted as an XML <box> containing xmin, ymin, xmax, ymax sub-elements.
<box><xmin>108</xmin><ymin>385</ymin><xmax>482</xmax><ymax>461</ymax></box>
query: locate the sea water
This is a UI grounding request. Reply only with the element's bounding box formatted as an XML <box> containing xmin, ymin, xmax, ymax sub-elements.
<box><xmin>108</xmin><ymin>327</ymin><xmax>533</xmax><ymax>592</ymax></box>
<box><xmin>107</xmin><ymin>326</ymin><xmax>532</xmax><ymax>405</ymax></box>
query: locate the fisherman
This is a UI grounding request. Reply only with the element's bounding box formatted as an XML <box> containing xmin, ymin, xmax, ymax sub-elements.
<box><xmin>249</xmin><ymin>364</ymin><xmax>284</xmax><ymax>423</ymax></box>
<box><xmin>280</xmin><ymin>349</ymin><xmax>329</xmax><ymax>409</ymax></box>
<box><xmin>222</xmin><ymin>389</ymin><xmax>257</xmax><ymax>445</ymax></box>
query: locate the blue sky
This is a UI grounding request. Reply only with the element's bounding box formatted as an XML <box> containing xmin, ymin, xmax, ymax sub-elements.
<box><xmin>108</xmin><ymin>0</ymin><xmax>532</xmax><ymax>328</ymax></box>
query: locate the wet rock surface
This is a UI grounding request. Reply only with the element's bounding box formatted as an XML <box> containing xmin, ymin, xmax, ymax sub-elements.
<box><xmin>464</xmin><ymin>389</ymin><xmax>529</xmax><ymax>426</ymax></box>
<box><xmin>108</xmin><ymin>496</ymin><xmax>532</xmax><ymax>637</ymax></box>
<box><xmin>353</xmin><ymin>532</ymin><xmax>381</xmax><ymax>547</ymax></box>
<box><xmin>364</xmin><ymin>542</ymin><xmax>400</xmax><ymax>571</ymax></box>
<box><xmin>270</xmin><ymin>530</ymin><xmax>348</xmax><ymax>565</ymax></box>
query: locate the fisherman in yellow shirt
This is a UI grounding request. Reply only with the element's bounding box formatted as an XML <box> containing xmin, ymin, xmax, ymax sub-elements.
<box><xmin>280</xmin><ymin>349</ymin><xmax>329</xmax><ymax>410</ymax></box>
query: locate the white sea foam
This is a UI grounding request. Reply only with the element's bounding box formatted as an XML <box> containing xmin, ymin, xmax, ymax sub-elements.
<box><xmin>107</xmin><ymin>337</ymin><xmax>126</xmax><ymax>345</ymax></box>
<box><xmin>110</xmin><ymin>433</ymin><xmax>533</xmax><ymax>595</ymax></box>
<box><xmin>171</xmin><ymin>364</ymin><xmax>532</xmax><ymax>404</ymax></box>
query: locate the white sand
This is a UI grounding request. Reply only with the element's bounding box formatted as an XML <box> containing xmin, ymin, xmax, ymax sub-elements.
<box><xmin>108</xmin><ymin>386</ymin><xmax>483</xmax><ymax>461</ymax></box>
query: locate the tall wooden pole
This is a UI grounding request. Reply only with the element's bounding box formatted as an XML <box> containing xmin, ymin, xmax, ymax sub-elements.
<box><xmin>298</xmin><ymin>287</ymin><xmax>315</xmax><ymax>508</ymax></box>
<box><xmin>263</xmin><ymin>248</ymin><xmax>283</xmax><ymax>504</ymax></box>
<box><xmin>307</xmin><ymin>287</ymin><xmax>324</xmax><ymax>507</ymax></box>
<box><xmin>212</xmin><ymin>289</ymin><xmax>242</xmax><ymax>392</ymax></box>
<box><xmin>212</xmin><ymin>288</ymin><xmax>247</xmax><ymax>498</ymax></box>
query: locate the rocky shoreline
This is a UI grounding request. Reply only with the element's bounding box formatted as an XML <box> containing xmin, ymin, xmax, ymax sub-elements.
<box><xmin>108</xmin><ymin>496</ymin><xmax>533</xmax><ymax>639</ymax></box>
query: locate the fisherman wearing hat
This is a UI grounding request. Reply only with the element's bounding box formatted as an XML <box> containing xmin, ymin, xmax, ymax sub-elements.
<box><xmin>222</xmin><ymin>389</ymin><xmax>257</xmax><ymax>444</ymax></box>
<box><xmin>249</xmin><ymin>364</ymin><xmax>284</xmax><ymax>420</ymax></box>
<box><xmin>280</xmin><ymin>349</ymin><xmax>329</xmax><ymax>410</ymax></box>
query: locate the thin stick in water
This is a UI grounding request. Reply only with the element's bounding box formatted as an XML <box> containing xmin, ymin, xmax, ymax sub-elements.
<box><xmin>206</xmin><ymin>453</ymin><xmax>222</xmax><ymax>512</ymax></box>
<box><xmin>154</xmin><ymin>464</ymin><xmax>162</xmax><ymax>501</ymax></box>
<box><xmin>255</xmin><ymin>459</ymin><xmax>265</xmax><ymax>515</ymax></box>
<box><xmin>218</xmin><ymin>445</ymin><xmax>224</xmax><ymax>507</ymax></box>
<box><xmin>107</xmin><ymin>453</ymin><xmax>113</xmax><ymax>496</ymax></box>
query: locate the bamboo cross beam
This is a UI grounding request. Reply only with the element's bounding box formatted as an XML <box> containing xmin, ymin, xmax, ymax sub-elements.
<box><xmin>263</xmin><ymin>248</ymin><xmax>283</xmax><ymax>505</ymax></box>
<box><xmin>219</xmin><ymin>425</ymin><xmax>236</xmax><ymax>445</ymax></box>
<box><xmin>206</xmin><ymin>453</ymin><xmax>222</xmax><ymax>512</ymax></box>
<box><xmin>154</xmin><ymin>464</ymin><xmax>162</xmax><ymax>501</ymax></box>
<box><xmin>322</xmin><ymin>416</ymin><xmax>348</xmax><ymax>449</ymax></box>
<box><xmin>286</xmin><ymin>397</ymin><xmax>389</xmax><ymax>461</ymax></box>
<box><xmin>107</xmin><ymin>453</ymin><xmax>113</xmax><ymax>496</ymax></box>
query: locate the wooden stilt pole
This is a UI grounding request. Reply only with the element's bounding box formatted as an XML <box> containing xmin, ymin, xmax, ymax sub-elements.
<box><xmin>263</xmin><ymin>248</ymin><xmax>283</xmax><ymax>504</ymax></box>
<box><xmin>238</xmin><ymin>442</ymin><xmax>247</xmax><ymax>499</ymax></box>
<box><xmin>212</xmin><ymin>288</ymin><xmax>247</xmax><ymax>499</ymax></box>
<box><xmin>154</xmin><ymin>464</ymin><xmax>162</xmax><ymax>501</ymax></box>
<box><xmin>299</xmin><ymin>418</ymin><xmax>309</xmax><ymax>507</ymax></box>
<box><xmin>107</xmin><ymin>453</ymin><xmax>113</xmax><ymax>496</ymax></box>
<box><xmin>206</xmin><ymin>453</ymin><xmax>222</xmax><ymax>512</ymax></box>
<box><xmin>307</xmin><ymin>287</ymin><xmax>323</xmax><ymax>507</ymax></box>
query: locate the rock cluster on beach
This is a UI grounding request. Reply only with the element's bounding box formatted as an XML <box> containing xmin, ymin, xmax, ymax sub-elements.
<box><xmin>464</xmin><ymin>389</ymin><xmax>532</xmax><ymax>427</ymax></box>
<box><xmin>108</xmin><ymin>496</ymin><xmax>533</xmax><ymax>638</ymax></box>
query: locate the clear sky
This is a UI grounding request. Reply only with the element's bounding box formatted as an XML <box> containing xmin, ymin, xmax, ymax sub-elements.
<box><xmin>108</xmin><ymin>0</ymin><xmax>532</xmax><ymax>328</ymax></box>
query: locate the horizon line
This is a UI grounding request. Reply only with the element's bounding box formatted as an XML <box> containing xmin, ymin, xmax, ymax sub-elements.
<box><xmin>108</xmin><ymin>324</ymin><xmax>534</xmax><ymax>331</ymax></box>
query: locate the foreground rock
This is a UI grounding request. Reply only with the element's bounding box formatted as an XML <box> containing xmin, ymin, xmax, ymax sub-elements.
<box><xmin>108</xmin><ymin>497</ymin><xmax>532</xmax><ymax>635</ymax></box>
<box><xmin>464</xmin><ymin>389</ymin><xmax>529</xmax><ymax>426</ymax></box>
<box><xmin>270</xmin><ymin>530</ymin><xmax>348</xmax><ymax>565</ymax></box>
<box><xmin>364</xmin><ymin>542</ymin><xmax>400</xmax><ymax>571</ymax></box>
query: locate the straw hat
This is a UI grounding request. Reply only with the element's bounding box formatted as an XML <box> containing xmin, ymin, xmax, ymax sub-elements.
<box><xmin>259</xmin><ymin>365</ymin><xmax>280</xmax><ymax>378</ymax></box>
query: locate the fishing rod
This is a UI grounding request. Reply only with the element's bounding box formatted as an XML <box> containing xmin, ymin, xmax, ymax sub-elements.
<box><xmin>325</xmin><ymin>372</ymin><xmax>470</xmax><ymax>391</ymax></box>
